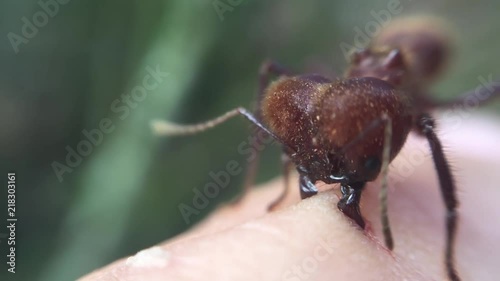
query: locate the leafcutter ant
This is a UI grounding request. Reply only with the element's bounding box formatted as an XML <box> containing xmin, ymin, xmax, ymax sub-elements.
<box><xmin>152</xmin><ymin>16</ymin><xmax>500</xmax><ymax>281</ymax></box>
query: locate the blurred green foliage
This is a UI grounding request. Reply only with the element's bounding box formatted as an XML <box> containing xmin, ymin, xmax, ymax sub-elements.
<box><xmin>0</xmin><ymin>0</ymin><xmax>499</xmax><ymax>280</ymax></box>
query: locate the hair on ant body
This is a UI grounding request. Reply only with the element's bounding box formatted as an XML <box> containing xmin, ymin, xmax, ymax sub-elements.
<box><xmin>152</xmin><ymin>16</ymin><xmax>500</xmax><ymax>281</ymax></box>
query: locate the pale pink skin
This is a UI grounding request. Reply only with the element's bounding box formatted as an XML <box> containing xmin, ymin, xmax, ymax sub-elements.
<box><xmin>80</xmin><ymin>114</ymin><xmax>500</xmax><ymax>281</ymax></box>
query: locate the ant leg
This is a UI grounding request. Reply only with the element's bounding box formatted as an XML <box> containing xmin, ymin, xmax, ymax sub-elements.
<box><xmin>240</xmin><ymin>60</ymin><xmax>291</xmax><ymax>198</ymax></box>
<box><xmin>234</xmin><ymin>60</ymin><xmax>292</xmax><ymax>202</ymax></box>
<box><xmin>416</xmin><ymin>114</ymin><xmax>460</xmax><ymax>281</ymax></box>
<box><xmin>423</xmin><ymin>80</ymin><xmax>500</xmax><ymax>109</ymax></box>
<box><xmin>268</xmin><ymin>154</ymin><xmax>294</xmax><ymax>211</ymax></box>
<box><xmin>233</xmin><ymin>139</ymin><xmax>260</xmax><ymax>204</ymax></box>
<box><xmin>338</xmin><ymin>182</ymin><xmax>366</xmax><ymax>229</ymax></box>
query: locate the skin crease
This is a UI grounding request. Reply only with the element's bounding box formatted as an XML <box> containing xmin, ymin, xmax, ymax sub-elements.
<box><xmin>80</xmin><ymin>115</ymin><xmax>500</xmax><ymax>281</ymax></box>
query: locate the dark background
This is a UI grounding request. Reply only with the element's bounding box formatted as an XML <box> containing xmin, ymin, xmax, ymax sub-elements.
<box><xmin>0</xmin><ymin>1</ymin><xmax>499</xmax><ymax>280</ymax></box>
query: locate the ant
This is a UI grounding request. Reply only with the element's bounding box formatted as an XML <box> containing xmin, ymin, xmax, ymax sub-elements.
<box><xmin>152</xmin><ymin>16</ymin><xmax>500</xmax><ymax>281</ymax></box>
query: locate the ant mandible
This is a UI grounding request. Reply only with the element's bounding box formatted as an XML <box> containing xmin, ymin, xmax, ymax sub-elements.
<box><xmin>152</xmin><ymin>16</ymin><xmax>500</xmax><ymax>281</ymax></box>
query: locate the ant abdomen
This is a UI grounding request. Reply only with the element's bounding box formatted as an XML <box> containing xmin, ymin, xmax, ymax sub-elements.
<box><xmin>371</xmin><ymin>16</ymin><xmax>453</xmax><ymax>82</ymax></box>
<box><xmin>261</xmin><ymin>76</ymin><xmax>413</xmax><ymax>182</ymax></box>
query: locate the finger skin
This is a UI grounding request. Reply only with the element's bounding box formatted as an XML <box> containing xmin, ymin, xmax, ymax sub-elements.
<box><xmin>80</xmin><ymin>115</ymin><xmax>500</xmax><ymax>281</ymax></box>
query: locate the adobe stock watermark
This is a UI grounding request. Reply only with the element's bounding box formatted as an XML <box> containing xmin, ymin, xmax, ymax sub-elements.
<box><xmin>339</xmin><ymin>0</ymin><xmax>411</xmax><ymax>62</ymax></box>
<box><xmin>51</xmin><ymin>65</ymin><xmax>170</xmax><ymax>182</ymax></box>
<box><xmin>212</xmin><ymin>0</ymin><xmax>245</xmax><ymax>21</ymax></box>
<box><xmin>178</xmin><ymin>128</ymin><xmax>276</xmax><ymax>224</ymax></box>
<box><xmin>7</xmin><ymin>0</ymin><xmax>72</xmax><ymax>54</ymax></box>
<box><xmin>438</xmin><ymin>74</ymin><xmax>500</xmax><ymax>133</ymax></box>
<box><xmin>386</xmin><ymin>140</ymin><xmax>428</xmax><ymax>185</ymax></box>
<box><xmin>281</xmin><ymin>235</ymin><xmax>337</xmax><ymax>281</ymax></box>
<box><xmin>382</xmin><ymin>74</ymin><xmax>500</xmax><ymax>187</ymax></box>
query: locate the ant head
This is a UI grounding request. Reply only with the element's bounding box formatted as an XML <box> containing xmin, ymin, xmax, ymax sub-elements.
<box><xmin>346</xmin><ymin>48</ymin><xmax>408</xmax><ymax>87</ymax></box>
<box><xmin>281</xmin><ymin>77</ymin><xmax>413</xmax><ymax>184</ymax></box>
<box><xmin>371</xmin><ymin>16</ymin><xmax>453</xmax><ymax>83</ymax></box>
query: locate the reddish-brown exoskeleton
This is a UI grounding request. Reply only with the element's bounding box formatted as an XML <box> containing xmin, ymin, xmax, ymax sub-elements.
<box><xmin>153</xmin><ymin>16</ymin><xmax>500</xmax><ymax>281</ymax></box>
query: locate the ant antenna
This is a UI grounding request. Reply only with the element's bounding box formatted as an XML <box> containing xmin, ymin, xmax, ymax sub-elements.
<box><xmin>151</xmin><ymin>107</ymin><xmax>296</xmax><ymax>153</ymax></box>
<box><xmin>151</xmin><ymin>108</ymin><xmax>245</xmax><ymax>136</ymax></box>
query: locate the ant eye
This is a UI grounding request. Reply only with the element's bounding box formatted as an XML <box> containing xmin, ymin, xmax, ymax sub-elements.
<box><xmin>364</xmin><ymin>157</ymin><xmax>381</xmax><ymax>171</ymax></box>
